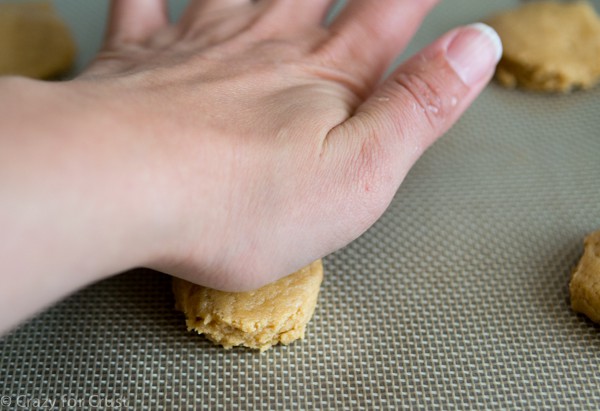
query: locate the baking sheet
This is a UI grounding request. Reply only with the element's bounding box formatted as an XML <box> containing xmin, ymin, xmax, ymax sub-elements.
<box><xmin>1</xmin><ymin>0</ymin><xmax>600</xmax><ymax>409</ymax></box>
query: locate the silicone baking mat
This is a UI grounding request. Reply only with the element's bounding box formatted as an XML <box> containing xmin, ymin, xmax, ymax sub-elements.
<box><xmin>1</xmin><ymin>0</ymin><xmax>600</xmax><ymax>409</ymax></box>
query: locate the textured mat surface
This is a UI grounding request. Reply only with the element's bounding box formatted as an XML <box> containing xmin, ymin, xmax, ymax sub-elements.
<box><xmin>1</xmin><ymin>0</ymin><xmax>600</xmax><ymax>409</ymax></box>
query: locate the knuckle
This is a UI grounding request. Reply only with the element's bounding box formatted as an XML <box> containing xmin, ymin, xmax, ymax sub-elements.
<box><xmin>341</xmin><ymin>124</ymin><xmax>396</xmax><ymax>229</ymax></box>
<box><xmin>392</xmin><ymin>71</ymin><xmax>448</xmax><ymax>133</ymax></box>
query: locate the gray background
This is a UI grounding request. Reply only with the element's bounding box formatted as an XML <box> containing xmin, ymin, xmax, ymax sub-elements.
<box><xmin>1</xmin><ymin>0</ymin><xmax>600</xmax><ymax>409</ymax></box>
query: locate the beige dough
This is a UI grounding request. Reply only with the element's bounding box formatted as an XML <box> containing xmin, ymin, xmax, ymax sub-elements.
<box><xmin>487</xmin><ymin>1</ymin><xmax>600</xmax><ymax>92</ymax></box>
<box><xmin>0</xmin><ymin>2</ymin><xmax>76</xmax><ymax>79</ymax></box>
<box><xmin>173</xmin><ymin>260</ymin><xmax>323</xmax><ymax>351</ymax></box>
<box><xmin>570</xmin><ymin>230</ymin><xmax>600</xmax><ymax>323</ymax></box>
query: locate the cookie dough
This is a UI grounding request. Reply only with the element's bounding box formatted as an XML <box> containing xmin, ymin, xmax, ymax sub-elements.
<box><xmin>570</xmin><ymin>230</ymin><xmax>600</xmax><ymax>323</ymax></box>
<box><xmin>0</xmin><ymin>2</ymin><xmax>76</xmax><ymax>79</ymax></box>
<box><xmin>487</xmin><ymin>1</ymin><xmax>600</xmax><ymax>92</ymax></box>
<box><xmin>173</xmin><ymin>260</ymin><xmax>323</xmax><ymax>351</ymax></box>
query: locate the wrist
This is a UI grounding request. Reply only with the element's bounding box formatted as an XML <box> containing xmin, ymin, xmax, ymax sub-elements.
<box><xmin>68</xmin><ymin>76</ymin><xmax>226</xmax><ymax>282</ymax></box>
<box><xmin>60</xmin><ymin>78</ymin><xmax>180</xmax><ymax>276</ymax></box>
<box><xmin>0</xmin><ymin>76</ymin><xmax>187</xmax><ymax>331</ymax></box>
<box><xmin>6</xmin><ymin>77</ymin><xmax>174</xmax><ymax>280</ymax></box>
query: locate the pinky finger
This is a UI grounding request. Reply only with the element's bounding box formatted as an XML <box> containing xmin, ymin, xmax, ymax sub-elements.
<box><xmin>106</xmin><ymin>0</ymin><xmax>169</xmax><ymax>45</ymax></box>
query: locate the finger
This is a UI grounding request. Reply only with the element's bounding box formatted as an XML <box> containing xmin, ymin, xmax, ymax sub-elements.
<box><xmin>318</xmin><ymin>0</ymin><xmax>439</xmax><ymax>93</ymax></box>
<box><xmin>177</xmin><ymin>0</ymin><xmax>253</xmax><ymax>39</ymax></box>
<box><xmin>327</xmin><ymin>24</ymin><xmax>502</xmax><ymax>189</ymax></box>
<box><xmin>182</xmin><ymin>0</ymin><xmax>249</xmax><ymax>19</ymax></box>
<box><xmin>255</xmin><ymin>0</ymin><xmax>336</xmax><ymax>31</ymax></box>
<box><xmin>107</xmin><ymin>0</ymin><xmax>168</xmax><ymax>45</ymax></box>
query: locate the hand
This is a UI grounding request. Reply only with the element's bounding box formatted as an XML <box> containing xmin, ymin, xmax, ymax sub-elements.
<box><xmin>76</xmin><ymin>0</ymin><xmax>501</xmax><ymax>291</ymax></box>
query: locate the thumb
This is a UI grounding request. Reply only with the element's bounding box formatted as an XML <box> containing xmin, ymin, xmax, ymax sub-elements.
<box><xmin>334</xmin><ymin>23</ymin><xmax>502</xmax><ymax>174</ymax></box>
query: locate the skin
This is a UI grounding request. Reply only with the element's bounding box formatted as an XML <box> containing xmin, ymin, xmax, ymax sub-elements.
<box><xmin>0</xmin><ymin>0</ymin><xmax>500</xmax><ymax>333</ymax></box>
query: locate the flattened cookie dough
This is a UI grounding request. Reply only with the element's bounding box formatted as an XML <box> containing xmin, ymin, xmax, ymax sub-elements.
<box><xmin>0</xmin><ymin>2</ymin><xmax>76</xmax><ymax>79</ymax></box>
<box><xmin>487</xmin><ymin>1</ymin><xmax>600</xmax><ymax>92</ymax></box>
<box><xmin>173</xmin><ymin>260</ymin><xmax>323</xmax><ymax>351</ymax></box>
<box><xmin>570</xmin><ymin>230</ymin><xmax>600</xmax><ymax>323</ymax></box>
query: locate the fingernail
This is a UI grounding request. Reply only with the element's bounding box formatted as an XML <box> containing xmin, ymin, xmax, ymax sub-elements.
<box><xmin>446</xmin><ymin>23</ymin><xmax>503</xmax><ymax>86</ymax></box>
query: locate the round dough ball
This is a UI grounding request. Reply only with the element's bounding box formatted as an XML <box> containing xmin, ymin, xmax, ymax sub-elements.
<box><xmin>0</xmin><ymin>2</ymin><xmax>76</xmax><ymax>79</ymax></box>
<box><xmin>570</xmin><ymin>230</ymin><xmax>600</xmax><ymax>323</ymax></box>
<box><xmin>487</xmin><ymin>1</ymin><xmax>600</xmax><ymax>92</ymax></box>
<box><xmin>173</xmin><ymin>260</ymin><xmax>324</xmax><ymax>351</ymax></box>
